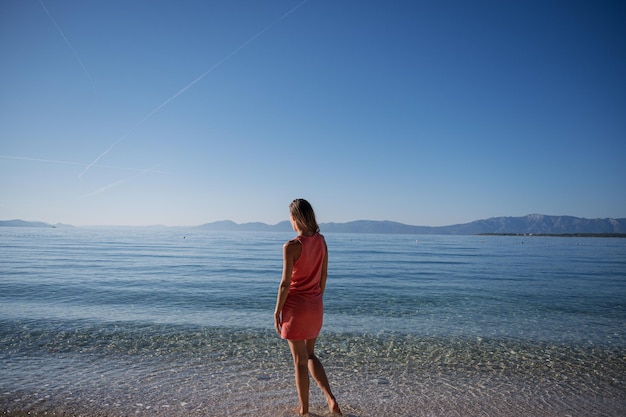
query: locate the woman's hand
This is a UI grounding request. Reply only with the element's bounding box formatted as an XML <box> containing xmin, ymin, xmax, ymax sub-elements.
<box><xmin>274</xmin><ymin>240</ymin><xmax>297</xmax><ymax>337</ymax></box>
<box><xmin>274</xmin><ymin>311</ymin><xmax>282</xmax><ymax>335</ymax></box>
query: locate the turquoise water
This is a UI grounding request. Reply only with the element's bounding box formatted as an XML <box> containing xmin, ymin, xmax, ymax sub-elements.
<box><xmin>1</xmin><ymin>228</ymin><xmax>625</xmax><ymax>416</ymax></box>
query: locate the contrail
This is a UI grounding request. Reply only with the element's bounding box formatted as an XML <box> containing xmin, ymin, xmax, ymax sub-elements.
<box><xmin>39</xmin><ymin>0</ymin><xmax>97</xmax><ymax>93</ymax></box>
<box><xmin>78</xmin><ymin>0</ymin><xmax>309</xmax><ymax>181</ymax></box>
<box><xmin>0</xmin><ymin>154</ymin><xmax>85</xmax><ymax>167</ymax></box>
<box><xmin>77</xmin><ymin>165</ymin><xmax>159</xmax><ymax>199</ymax></box>
<box><xmin>0</xmin><ymin>154</ymin><xmax>168</xmax><ymax>174</ymax></box>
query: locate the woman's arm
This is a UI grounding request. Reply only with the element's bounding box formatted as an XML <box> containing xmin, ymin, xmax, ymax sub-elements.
<box><xmin>319</xmin><ymin>238</ymin><xmax>329</xmax><ymax>295</ymax></box>
<box><xmin>274</xmin><ymin>240</ymin><xmax>300</xmax><ymax>334</ymax></box>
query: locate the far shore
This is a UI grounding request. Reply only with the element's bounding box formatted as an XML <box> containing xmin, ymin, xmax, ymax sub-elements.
<box><xmin>478</xmin><ymin>232</ymin><xmax>626</xmax><ymax>238</ymax></box>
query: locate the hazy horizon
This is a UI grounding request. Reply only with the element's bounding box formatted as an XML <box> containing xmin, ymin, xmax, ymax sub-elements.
<box><xmin>3</xmin><ymin>212</ymin><xmax>625</xmax><ymax>230</ymax></box>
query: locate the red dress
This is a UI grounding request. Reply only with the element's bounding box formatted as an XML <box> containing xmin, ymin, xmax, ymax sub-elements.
<box><xmin>280</xmin><ymin>233</ymin><xmax>325</xmax><ymax>340</ymax></box>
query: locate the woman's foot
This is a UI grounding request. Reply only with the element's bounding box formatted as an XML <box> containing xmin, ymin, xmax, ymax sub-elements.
<box><xmin>294</xmin><ymin>406</ymin><xmax>309</xmax><ymax>416</ymax></box>
<box><xmin>327</xmin><ymin>397</ymin><xmax>342</xmax><ymax>416</ymax></box>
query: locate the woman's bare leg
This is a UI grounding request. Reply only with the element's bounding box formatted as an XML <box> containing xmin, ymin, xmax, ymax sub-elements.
<box><xmin>288</xmin><ymin>339</ymin><xmax>310</xmax><ymax>416</ymax></box>
<box><xmin>306</xmin><ymin>338</ymin><xmax>342</xmax><ymax>415</ymax></box>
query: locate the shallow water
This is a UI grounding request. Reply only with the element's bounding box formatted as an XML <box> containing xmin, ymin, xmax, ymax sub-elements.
<box><xmin>1</xmin><ymin>229</ymin><xmax>625</xmax><ymax>416</ymax></box>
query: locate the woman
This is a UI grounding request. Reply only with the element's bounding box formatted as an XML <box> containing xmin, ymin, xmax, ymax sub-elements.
<box><xmin>274</xmin><ymin>199</ymin><xmax>342</xmax><ymax>416</ymax></box>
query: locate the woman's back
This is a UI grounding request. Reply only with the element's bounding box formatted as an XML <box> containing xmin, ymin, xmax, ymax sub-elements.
<box><xmin>290</xmin><ymin>233</ymin><xmax>325</xmax><ymax>296</ymax></box>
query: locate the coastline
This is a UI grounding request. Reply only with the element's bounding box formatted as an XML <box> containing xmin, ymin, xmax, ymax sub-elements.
<box><xmin>478</xmin><ymin>232</ymin><xmax>626</xmax><ymax>238</ymax></box>
<box><xmin>2</xmin><ymin>332</ymin><xmax>625</xmax><ymax>417</ymax></box>
<box><xmin>3</xmin><ymin>378</ymin><xmax>624</xmax><ymax>417</ymax></box>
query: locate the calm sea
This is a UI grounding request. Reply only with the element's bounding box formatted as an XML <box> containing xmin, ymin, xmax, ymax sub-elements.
<box><xmin>1</xmin><ymin>228</ymin><xmax>625</xmax><ymax>416</ymax></box>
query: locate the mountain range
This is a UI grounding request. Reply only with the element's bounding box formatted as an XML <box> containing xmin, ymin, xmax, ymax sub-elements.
<box><xmin>4</xmin><ymin>214</ymin><xmax>624</xmax><ymax>235</ymax></box>
<box><xmin>197</xmin><ymin>214</ymin><xmax>626</xmax><ymax>235</ymax></box>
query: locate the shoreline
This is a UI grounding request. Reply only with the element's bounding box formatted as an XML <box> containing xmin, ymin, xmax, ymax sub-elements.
<box><xmin>3</xmin><ymin>335</ymin><xmax>625</xmax><ymax>417</ymax></box>
<box><xmin>3</xmin><ymin>382</ymin><xmax>625</xmax><ymax>417</ymax></box>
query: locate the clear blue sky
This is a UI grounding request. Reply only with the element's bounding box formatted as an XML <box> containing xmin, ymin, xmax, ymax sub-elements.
<box><xmin>1</xmin><ymin>0</ymin><xmax>625</xmax><ymax>226</ymax></box>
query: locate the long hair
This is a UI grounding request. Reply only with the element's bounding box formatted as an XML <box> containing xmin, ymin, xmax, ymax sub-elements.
<box><xmin>289</xmin><ymin>199</ymin><xmax>320</xmax><ymax>234</ymax></box>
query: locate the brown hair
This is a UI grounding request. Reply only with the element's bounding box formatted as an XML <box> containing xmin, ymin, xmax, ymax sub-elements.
<box><xmin>289</xmin><ymin>198</ymin><xmax>320</xmax><ymax>234</ymax></box>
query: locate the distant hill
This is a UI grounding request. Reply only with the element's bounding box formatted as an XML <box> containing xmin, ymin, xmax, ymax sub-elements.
<box><xmin>0</xmin><ymin>219</ymin><xmax>55</xmax><ymax>228</ymax></box>
<box><xmin>197</xmin><ymin>220</ymin><xmax>293</xmax><ymax>232</ymax></box>
<box><xmin>437</xmin><ymin>214</ymin><xmax>626</xmax><ymax>235</ymax></box>
<box><xmin>0</xmin><ymin>220</ymin><xmax>72</xmax><ymax>228</ymax></box>
<box><xmin>4</xmin><ymin>215</ymin><xmax>625</xmax><ymax>235</ymax></box>
<box><xmin>197</xmin><ymin>214</ymin><xmax>626</xmax><ymax>235</ymax></box>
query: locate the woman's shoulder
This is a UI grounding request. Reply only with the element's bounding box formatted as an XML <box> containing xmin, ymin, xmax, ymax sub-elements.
<box><xmin>283</xmin><ymin>238</ymin><xmax>303</xmax><ymax>261</ymax></box>
<box><xmin>283</xmin><ymin>238</ymin><xmax>302</xmax><ymax>250</ymax></box>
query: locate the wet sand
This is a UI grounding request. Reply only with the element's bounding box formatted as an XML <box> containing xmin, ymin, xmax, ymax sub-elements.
<box><xmin>3</xmin><ymin>343</ymin><xmax>625</xmax><ymax>417</ymax></box>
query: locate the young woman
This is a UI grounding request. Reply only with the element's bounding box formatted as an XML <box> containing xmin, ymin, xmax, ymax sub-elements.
<box><xmin>274</xmin><ymin>199</ymin><xmax>342</xmax><ymax>416</ymax></box>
